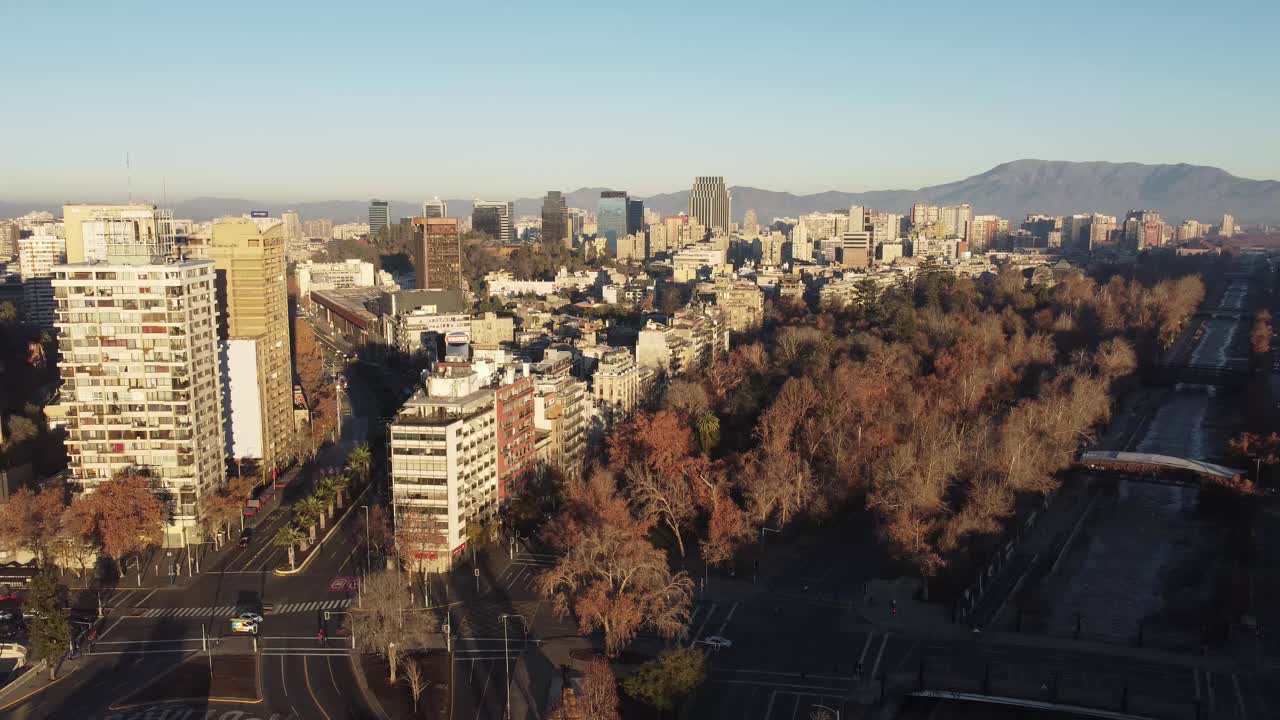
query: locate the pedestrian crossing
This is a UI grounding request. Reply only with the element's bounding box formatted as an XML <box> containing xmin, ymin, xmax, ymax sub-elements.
<box><xmin>140</xmin><ymin>598</ymin><xmax>352</xmax><ymax>618</ymax></box>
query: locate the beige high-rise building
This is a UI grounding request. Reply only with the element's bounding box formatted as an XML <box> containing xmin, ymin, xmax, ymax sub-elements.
<box><xmin>53</xmin><ymin>259</ymin><xmax>226</xmax><ymax>545</ymax></box>
<box><xmin>209</xmin><ymin>218</ymin><xmax>296</xmax><ymax>475</ymax></box>
<box><xmin>62</xmin><ymin>204</ymin><xmax>174</xmax><ymax>264</ymax></box>
<box><xmin>688</xmin><ymin>176</ymin><xmax>731</xmax><ymax>232</ymax></box>
<box><xmin>1219</xmin><ymin>214</ymin><xmax>1235</xmax><ymax>238</ymax></box>
<box><xmin>592</xmin><ymin>348</ymin><xmax>645</xmax><ymax>429</ymax></box>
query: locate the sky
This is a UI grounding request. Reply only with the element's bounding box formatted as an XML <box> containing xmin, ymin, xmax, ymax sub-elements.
<box><xmin>4</xmin><ymin>0</ymin><xmax>1278</xmax><ymax>202</ymax></box>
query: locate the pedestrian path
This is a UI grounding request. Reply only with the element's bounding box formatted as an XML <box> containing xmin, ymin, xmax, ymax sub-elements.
<box><xmin>139</xmin><ymin>598</ymin><xmax>352</xmax><ymax>618</ymax></box>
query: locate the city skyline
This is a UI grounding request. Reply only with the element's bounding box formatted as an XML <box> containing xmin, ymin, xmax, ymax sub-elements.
<box><xmin>5</xmin><ymin>2</ymin><xmax>1278</xmax><ymax>201</ymax></box>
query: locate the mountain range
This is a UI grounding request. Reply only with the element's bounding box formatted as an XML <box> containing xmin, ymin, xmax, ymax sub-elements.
<box><xmin>4</xmin><ymin>160</ymin><xmax>1278</xmax><ymax>226</ymax></box>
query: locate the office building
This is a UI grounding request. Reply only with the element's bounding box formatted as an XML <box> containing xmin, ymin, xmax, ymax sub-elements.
<box><xmin>209</xmin><ymin>218</ymin><xmax>296</xmax><ymax>476</ymax></box>
<box><xmin>53</xmin><ymin>259</ymin><xmax>226</xmax><ymax>546</ymax></box>
<box><xmin>839</xmin><ymin>231</ymin><xmax>872</xmax><ymax>269</ymax></box>
<box><xmin>598</xmin><ymin>191</ymin><xmax>630</xmax><ymax>255</ymax></box>
<box><xmin>389</xmin><ymin>366</ymin><xmax>497</xmax><ymax>572</ymax></box>
<box><xmin>63</xmin><ymin>204</ymin><xmax>174</xmax><ymax>264</ymax></box>
<box><xmin>368</xmin><ymin>200</ymin><xmax>390</xmax><ymax>239</ymax></box>
<box><xmin>627</xmin><ymin>199</ymin><xmax>645</xmax><ymax>235</ymax></box>
<box><xmin>472</xmin><ymin>200</ymin><xmax>514</xmax><ymax>244</ymax></box>
<box><xmin>688</xmin><ymin>176</ymin><xmax>730</xmax><ymax>232</ymax></box>
<box><xmin>410</xmin><ymin>217</ymin><xmax>463</xmax><ymax>291</ymax></box>
<box><xmin>616</xmin><ymin>233</ymin><xmax>647</xmax><ymax>263</ymax></box>
<box><xmin>541</xmin><ymin>191</ymin><xmax>569</xmax><ymax>247</ymax></box>
<box><xmin>422</xmin><ymin>198</ymin><xmax>448</xmax><ymax>219</ymax></box>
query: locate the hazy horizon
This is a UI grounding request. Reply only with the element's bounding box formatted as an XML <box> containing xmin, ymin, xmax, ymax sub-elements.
<box><xmin>6</xmin><ymin>1</ymin><xmax>1278</xmax><ymax>201</ymax></box>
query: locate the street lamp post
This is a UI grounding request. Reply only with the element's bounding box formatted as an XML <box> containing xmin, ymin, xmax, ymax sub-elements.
<box><xmin>325</xmin><ymin>610</ymin><xmax>357</xmax><ymax>650</ymax></box>
<box><xmin>360</xmin><ymin>505</ymin><xmax>371</xmax><ymax>574</ymax></box>
<box><xmin>498</xmin><ymin>614</ymin><xmax>528</xmax><ymax>720</ymax></box>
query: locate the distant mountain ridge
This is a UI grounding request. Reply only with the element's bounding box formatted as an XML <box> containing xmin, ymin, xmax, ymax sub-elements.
<box><xmin>3</xmin><ymin>160</ymin><xmax>1277</xmax><ymax>225</ymax></box>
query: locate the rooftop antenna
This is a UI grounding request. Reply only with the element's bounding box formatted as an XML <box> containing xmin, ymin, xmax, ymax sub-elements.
<box><xmin>126</xmin><ymin>152</ymin><xmax>132</xmax><ymax>203</ymax></box>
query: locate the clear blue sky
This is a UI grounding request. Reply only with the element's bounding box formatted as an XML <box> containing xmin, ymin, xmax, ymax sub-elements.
<box><xmin>5</xmin><ymin>0</ymin><xmax>1277</xmax><ymax>202</ymax></box>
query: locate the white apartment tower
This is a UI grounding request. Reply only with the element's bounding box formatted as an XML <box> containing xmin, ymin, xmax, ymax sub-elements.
<box><xmin>53</xmin><ymin>259</ymin><xmax>226</xmax><ymax>545</ymax></box>
<box><xmin>389</xmin><ymin>366</ymin><xmax>497</xmax><ymax>572</ymax></box>
<box><xmin>422</xmin><ymin>198</ymin><xmax>448</xmax><ymax>218</ymax></box>
<box><xmin>63</xmin><ymin>204</ymin><xmax>174</xmax><ymax>265</ymax></box>
<box><xmin>688</xmin><ymin>176</ymin><xmax>731</xmax><ymax>233</ymax></box>
<box><xmin>17</xmin><ymin>231</ymin><xmax>66</xmax><ymax>327</ymax></box>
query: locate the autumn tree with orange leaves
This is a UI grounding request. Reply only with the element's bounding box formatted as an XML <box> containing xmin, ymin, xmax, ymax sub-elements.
<box><xmin>0</xmin><ymin>482</ymin><xmax>66</xmax><ymax>562</ymax></box>
<box><xmin>538</xmin><ymin>470</ymin><xmax>693</xmax><ymax>656</ymax></box>
<box><xmin>69</xmin><ymin>471</ymin><xmax>167</xmax><ymax>571</ymax></box>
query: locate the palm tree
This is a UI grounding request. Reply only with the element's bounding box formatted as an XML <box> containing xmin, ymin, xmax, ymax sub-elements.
<box><xmin>274</xmin><ymin>525</ymin><xmax>307</xmax><ymax>570</ymax></box>
<box><xmin>318</xmin><ymin>472</ymin><xmax>346</xmax><ymax>513</ymax></box>
<box><xmin>347</xmin><ymin>444</ymin><xmax>372</xmax><ymax>483</ymax></box>
<box><xmin>295</xmin><ymin>496</ymin><xmax>327</xmax><ymax>530</ymax></box>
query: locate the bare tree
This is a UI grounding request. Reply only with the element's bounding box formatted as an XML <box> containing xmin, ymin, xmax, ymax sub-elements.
<box><xmin>402</xmin><ymin>656</ymin><xmax>427</xmax><ymax>712</ymax></box>
<box><xmin>352</xmin><ymin>570</ymin><xmax>438</xmax><ymax>684</ymax></box>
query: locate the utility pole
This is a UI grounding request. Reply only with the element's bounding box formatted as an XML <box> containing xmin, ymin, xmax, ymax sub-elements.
<box><xmin>499</xmin><ymin>614</ymin><xmax>527</xmax><ymax>720</ymax></box>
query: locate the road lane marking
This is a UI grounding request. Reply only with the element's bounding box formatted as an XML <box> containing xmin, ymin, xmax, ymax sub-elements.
<box><xmin>303</xmin><ymin>655</ymin><xmax>334</xmax><ymax>720</ymax></box>
<box><xmin>691</xmin><ymin>602</ymin><xmax>717</xmax><ymax>643</ymax></box>
<box><xmin>281</xmin><ymin>656</ymin><xmax>288</xmax><ymax>697</ymax></box>
<box><xmin>857</xmin><ymin>630</ymin><xmax>875</xmax><ymax>667</ymax></box>
<box><xmin>474</xmin><ymin>659</ymin><xmax>495</xmax><ymax>720</ymax></box>
<box><xmin>713</xmin><ymin>679</ymin><xmax>849</xmax><ymax>693</ymax></box>
<box><xmin>133</xmin><ymin>589</ymin><xmax>157</xmax><ymax>607</ymax></box>
<box><xmin>98</xmin><ymin>616</ymin><xmax>126</xmax><ymax>640</ymax></box>
<box><xmin>763</xmin><ymin>690</ymin><xmax>777</xmax><ymax>720</ymax></box>
<box><xmin>715</xmin><ymin>601</ymin><xmax>738</xmax><ymax>635</ymax></box>
<box><xmin>1232</xmin><ymin>674</ymin><xmax>1247</xmax><ymax>719</ymax></box>
<box><xmin>714</xmin><ymin>669</ymin><xmax>849</xmax><ymax>681</ymax></box>
<box><xmin>1193</xmin><ymin>668</ymin><xmax>1201</xmax><ymax>701</ymax></box>
<box><xmin>869</xmin><ymin>632</ymin><xmax>891</xmax><ymax>680</ymax></box>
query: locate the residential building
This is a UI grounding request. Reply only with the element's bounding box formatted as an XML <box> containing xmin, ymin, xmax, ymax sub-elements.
<box><xmin>616</xmin><ymin>233</ymin><xmax>646</xmax><ymax>263</ymax></box>
<box><xmin>1061</xmin><ymin>214</ymin><xmax>1092</xmax><ymax>253</ymax></box>
<box><xmin>758</xmin><ymin>231</ymin><xmax>787</xmax><ymax>267</ymax></box>
<box><xmin>495</xmin><ymin>373</ymin><xmax>535</xmax><ymax>500</ymax></box>
<box><xmin>709</xmin><ymin>279</ymin><xmax>765</xmax><ymax>331</ymax></box>
<box><xmin>533</xmin><ymin>369</ymin><xmax>588</xmax><ymax>478</ymax></box>
<box><xmin>331</xmin><ymin>223</ymin><xmax>370</xmax><ymax>241</ymax></box>
<box><xmin>389</xmin><ymin>366</ymin><xmax>497</xmax><ymax>572</ymax></box>
<box><xmin>17</xmin><ymin>231</ymin><xmax>66</xmax><ymax>327</ymax></box>
<box><xmin>53</xmin><ymin>259</ymin><xmax>226</xmax><ymax>546</ymax></box>
<box><xmin>870</xmin><ymin>213</ymin><xmax>901</xmax><ymax>246</ymax></box>
<box><xmin>938</xmin><ymin>205</ymin><xmax>973</xmax><ymax>239</ymax></box>
<box><xmin>472</xmin><ymin>200</ymin><xmax>514</xmax><ymax>244</ymax></box>
<box><xmin>1177</xmin><ymin>220</ymin><xmax>1206</xmax><ymax>242</ymax></box>
<box><xmin>63</xmin><ymin>204</ymin><xmax>174</xmax><ymax>264</ymax></box>
<box><xmin>909</xmin><ymin>203</ymin><xmax>940</xmax><ymax>229</ymax></box>
<box><xmin>208</xmin><ymin>218</ymin><xmax>296</xmax><ymax>476</ymax></box>
<box><xmin>368</xmin><ymin>200</ymin><xmax>390</xmax><ymax>238</ymax></box>
<box><xmin>1089</xmin><ymin>214</ymin><xmax>1118</xmax><ymax>248</ymax></box>
<box><xmin>422</xmin><ymin>198</ymin><xmax>448</xmax><ymax>219</ymax></box>
<box><xmin>295</xmin><ymin>259</ymin><xmax>378</xmax><ymax>299</ymax></box>
<box><xmin>0</xmin><ymin>222</ymin><xmax>18</xmax><ymax>259</ymax></box>
<box><xmin>281</xmin><ymin>211</ymin><xmax>302</xmax><ymax>243</ymax></box>
<box><xmin>672</xmin><ymin>245</ymin><xmax>728</xmax><ymax>282</ymax></box>
<box><xmin>742</xmin><ymin>209</ymin><xmax>760</xmax><ymax>238</ymax></box>
<box><xmin>688</xmin><ymin>176</ymin><xmax>730</xmax><ymax>232</ymax></box>
<box><xmin>410</xmin><ymin>217</ymin><xmax>463</xmax><ymax>291</ymax></box>
<box><xmin>592</xmin><ymin>347</ymin><xmax>644</xmax><ymax>429</ymax></box>
<box><xmin>1219</xmin><ymin>214</ymin><xmax>1235</xmax><ymax>238</ymax></box>
<box><xmin>541</xmin><ymin>191</ymin><xmax>569</xmax><ymax>247</ymax></box>
<box><xmin>1123</xmin><ymin>210</ymin><xmax>1164</xmax><ymax>250</ymax></box>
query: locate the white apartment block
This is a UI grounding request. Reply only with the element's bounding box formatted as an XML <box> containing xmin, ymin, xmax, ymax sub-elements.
<box><xmin>295</xmin><ymin>259</ymin><xmax>378</xmax><ymax>299</ymax></box>
<box><xmin>53</xmin><ymin>260</ymin><xmax>226</xmax><ymax>545</ymax></box>
<box><xmin>63</xmin><ymin>204</ymin><xmax>174</xmax><ymax>265</ymax></box>
<box><xmin>389</xmin><ymin>367</ymin><xmax>497</xmax><ymax>572</ymax></box>
<box><xmin>533</xmin><ymin>370</ymin><xmax>589</xmax><ymax>478</ymax></box>
<box><xmin>591</xmin><ymin>347</ymin><xmax>646</xmax><ymax>429</ymax></box>
<box><xmin>17</xmin><ymin>232</ymin><xmax>66</xmax><ymax>327</ymax></box>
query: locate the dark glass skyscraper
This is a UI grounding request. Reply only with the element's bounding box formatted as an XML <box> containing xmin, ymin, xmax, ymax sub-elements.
<box><xmin>369</xmin><ymin>199</ymin><xmax>390</xmax><ymax>238</ymax></box>
<box><xmin>598</xmin><ymin>190</ymin><xmax>629</xmax><ymax>255</ymax></box>
<box><xmin>542</xmin><ymin>191</ymin><xmax>569</xmax><ymax>247</ymax></box>
<box><xmin>627</xmin><ymin>198</ymin><xmax>644</xmax><ymax>235</ymax></box>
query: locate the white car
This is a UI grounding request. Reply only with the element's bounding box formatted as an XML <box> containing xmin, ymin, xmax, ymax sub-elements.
<box><xmin>703</xmin><ymin>635</ymin><xmax>732</xmax><ymax>650</ymax></box>
<box><xmin>237</xmin><ymin>612</ymin><xmax>264</xmax><ymax>624</ymax></box>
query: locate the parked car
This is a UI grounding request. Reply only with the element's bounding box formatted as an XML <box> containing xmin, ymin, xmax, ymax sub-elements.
<box><xmin>237</xmin><ymin>611</ymin><xmax>264</xmax><ymax>624</ymax></box>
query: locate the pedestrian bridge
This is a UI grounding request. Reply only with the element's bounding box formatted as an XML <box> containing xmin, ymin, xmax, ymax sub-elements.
<box><xmin>1076</xmin><ymin>450</ymin><xmax>1247</xmax><ymax>488</ymax></box>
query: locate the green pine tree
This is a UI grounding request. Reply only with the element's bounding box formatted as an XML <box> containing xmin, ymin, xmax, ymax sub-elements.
<box><xmin>622</xmin><ymin>647</ymin><xmax>706</xmax><ymax>715</ymax></box>
<box><xmin>25</xmin><ymin>570</ymin><xmax>69</xmax><ymax>678</ymax></box>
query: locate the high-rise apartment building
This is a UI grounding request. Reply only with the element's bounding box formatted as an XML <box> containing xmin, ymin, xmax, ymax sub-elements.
<box><xmin>938</xmin><ymin>205</ymin><xmax>973</xmax><ymax>238</ymax></box>
<box><xmin>17</xmin><ymin>231</ymin><xmax>66</xmax><ymax>327</ymax></box>
<box><xmin>0</xmin><ymin>222</ymin><xmax>18</xmax><ymax>259</ymax></box>
<box><xmin>688</xmin><ymin>176</ymin><xmax>730</xmax><ymax>232</ymax></box>
<box><xmin>422</xmin><ymin>198</ymin><xmax>448</xmax><ymax>219</ymax></box>
<box><xmin>53</xmin><ymin>259</ymin><xmax>226</xmax><ymax>545</ymax></box>
<box><xmin>1061</xmin><ymin>214</ymin><xmax>1092</xmax><ymax>253</ymax></box>
<box><xmin>1219</xmin><ymin>214</ymin><xmax>1235</xmax><ymax>238</ymax></box>
<box><xmin>742</xmin><ymin>209</ymin><xmax>760</xmax><ymax>238</ymax></box>
<box><xmin>533</xmin><ymin>370</ymin><xmax>588</xmax><ymax>479</ymax></box>
<box><xmin>1123</xmin><ymin>210</ymin><xmax>1164</xmax><ymax>251</ymax></box>
<box><xmin>472</xmin><ymin>200</ymin><xmax>514</xmax><ymax>243</ymax></box>
<box><xmin>541</xmin><ymin>191</ymin><xmax>569</xmax><ymax>247</ymax></box>
<box><xmin>281</xmin><ymin>211</ymin><xmax>302</xmax><ymax>243</ymax></box>
<box><xmin>615</xmin><ymin>233</ymin><xmax>647</xmax><ymax>263</ymax></box>
<box><xmin>411</xmin><ymin>217</ymin><xmax>463</xmax><ymax>291</ymax></box>
<box><xmin>909</xmin><ymin>204</ymin><xmax>940</xmax><ymax>229</ymax></box>
<box><xmin>389</xmin><ymin>366</ymin><xmax>497</xmax><ymax>572</ymax></box>
<box><xmin>63</xmin><ymin>204</ymin><xmax>174</xmax><ymax>265</ymax></box>
<box><xmin>209</xmin><ymin>218</ymin><xmax>296</xmax><ymax>476</ymax></box>
<box><xmin>598</xmin><ymin>191</ymin><xmax>630</xmax><ymax>255</ymax></box>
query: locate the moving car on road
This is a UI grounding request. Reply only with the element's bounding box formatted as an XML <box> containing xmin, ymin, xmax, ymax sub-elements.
<box><xmin>229</xmin><ymin>618</ymin><xmax>259</xmax><ymax>635</ymax></box>
<box><xmin>236</xmin><ymin>611</ymin><xmax>264</xmax><ymax>624</ymax></box>
<box><xmin>703</xmin><ymin>635</ymin><xmax>732</xmax><ymax>650</ymax></box>
<box><xmin>238</xmin><ymin>529</ymin><xmax>252</xmax><ymax>548</ymax></box>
